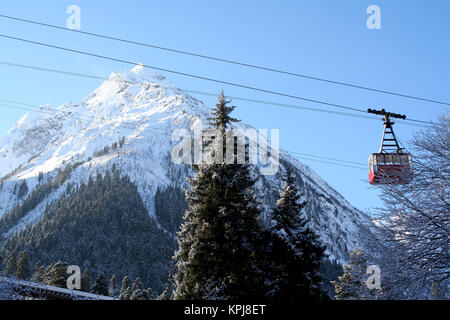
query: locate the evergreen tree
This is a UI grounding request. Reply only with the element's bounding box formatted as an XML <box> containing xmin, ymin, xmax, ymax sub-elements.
<box><xmin>206</xmin><ymin>91</ymin><xmax>239</xmax><ymax>130</ymax></box>
<box><xmin>91</xmin><ymin>274</ymin><xmax>108</xmax><ymax>296</ymax></box>
<box><xmin>4</xmin><ymin>250</ymin><xmax>17</xmax><ymax>277</ymax></box>
<box><xmin>174</xmin><ymin>92</ymin><xmax>266</xmax><ymax>300</ymax></box>
<box><xmin>131</xmin><ymin>277</ymin><xmax>142</xmax><ymax>293</ymax></box>
<box><xmin>119</xmin><ymin>287</ymin><xmax>132</xmax><ymax>300</ymax></box>
<box><xmin>42</xmin><ymin>261</ymin><xmax>68</xmax><ymax>288</ymax></box>
<box><xmin>81</xmin><ymin>268</ymin><xmax>91</xmax><ymax>292</ymax></box>
<box><xmin>109</xmin><ymin>275</ymin><xmax>117</xmax><ymax>297</ymax></box>
<box><xmin>16</xmin><ymin>250</ymin><xmax>30</xmax><ymax>280</ymax></box>
<box><xmin>268</xmin><ymin>170</ymin><xmax>327</xmax><ymax>300</ymax></box>
<box><xmin>158</xmin><ymin>264</ymin><xmax>175</xmax><ymax>300</ymax></box>
<box><xmin>119</xmin><ymin>276</ymin><xmax>131</xmax><ymax>299</ymax></box>
<box><xmin>130</xmin><ymin>289</ymin><xmax>145</xmax><ymax>300</ymax></box>
<box><xmin>332</xmin><ymin>249</ymin><xmax>378</xmax><ymax>300</ymax></box>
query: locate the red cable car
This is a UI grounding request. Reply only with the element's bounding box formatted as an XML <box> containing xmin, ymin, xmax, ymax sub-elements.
<box><xmin>367</xmin><ymin>109</ymin><xmax>413</xmax><ymax>185</ymax></box>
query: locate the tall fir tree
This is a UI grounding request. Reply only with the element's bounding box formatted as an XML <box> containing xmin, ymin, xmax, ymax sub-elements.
<box><xmin>174</xmin><ymin>92</ymin><xmax>266</xmax><ymax>300</ymax></box>
<box><xmin>206</xmin><ymin>91</ymin><xmax>239</xmax><ymax>131</ymax></box>
<box><xmin>268</xmin><ymin>170</ymin><xmax>327</xmax><ymax>300</ymax></box>
<box><xmin>16</xmin><ymin>250</ymin><xmax>30</xmax><ymax>280</ymax></box>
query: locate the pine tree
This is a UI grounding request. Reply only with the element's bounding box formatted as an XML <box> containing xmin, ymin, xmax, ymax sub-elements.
<box><xmin>174</xmin><ymin>92</ymin><xmax>266</xmax><ymax>300</ymax></box>
<box><xmin>109</xmin><ymin>275</ymin><xmax>117</xmax><ymax>297</ymax></box>
<box><xmin>119</xmin><ymin>287</ymin><xmax>132</xmax><ymax>300</ymax></box>
<box><xmin>131</xmin><ymin>277</ymin><xmax>142</xmax><ymax>293</ymax></box>
<box><xmin>158</xmin><ymin>264</ymin><xmax>176</xmax><ymax>300</ymax></box>
<box><xmin>332</xmin><ymin>249</ymin><xmax>376</xmax><ymax>300</ymax></box>
<box><xmin>130</xmin><ymin>289</ymin><xmax>145</xmax><ymax>300</ymax></box>
<box><xmin>4</xmin><ymin>250</ymin><xmax>17</xmax><ymax>277</ymax></box>
<box><xmin>91</xmin><ymin>274</ymin><xmax>108</xmax><ymax>296</ymax></box>
<box><xmin>268</xmin><ymin>170</ymin><xmax>327</xmax><ymax>300</ymax></box>
<box><xmin>206</xmin><ymin>91</ymin><xmax>239</xmax><ymax>130</ymax></box>
<box><xmin>81</xmin><ymin>268</ymin><xmax>91</xmax><ymax>292</ymax></box>
<box><xmin>42</xmin><ymin>261</ymin><xmax>68</xmax><ymax>288</ymax></box>
<box><xmin>16</xmin><ymin>250</ymin><xmax>30</xmax><ymax>280</ymax></box>
<box><xmin>119</xmin><ymin>276</ymin><xmax>131</xmax><ymax>300</ymax></box>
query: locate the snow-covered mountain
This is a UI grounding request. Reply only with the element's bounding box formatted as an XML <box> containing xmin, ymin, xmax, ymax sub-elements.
<box><xmin>0</xmin><ymin>65</ymin><xmax>373</xmax><ymax>266</ymax></box>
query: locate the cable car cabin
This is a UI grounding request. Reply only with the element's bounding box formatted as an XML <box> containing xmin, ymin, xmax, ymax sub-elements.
<box><xmin>367</xmin><ymin>108</ymin><xmax>414</xmax><ymax>185</ymax></box>
<box><xmin>368</xmin><ymin>153</ymin><xmax>413</xmax><ymax>185</ymax></box>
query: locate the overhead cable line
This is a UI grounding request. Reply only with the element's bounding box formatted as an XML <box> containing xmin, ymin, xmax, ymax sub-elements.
<box><xmin>0</xmin><ymin>33</ymin><xmax>369</xmax><ymax>114</ymax></box>
<box><xmin>291</xmin><ymin>156</ymin><xmax>367</xmax><ymax>171</ymax></box>
<box><xmin>287</xmin><ymin>150</ymin><xmax>366</xmax><ymax>167</ymax></box>
<box><xmin>0</xmin><ymin>13</ymin><xmax>449</xmax><ymax>107</ymax></box>
<box><xmin>0</xmin><ymin>60</ymin><xmax>433</xmax><ymax>128</ymax></box>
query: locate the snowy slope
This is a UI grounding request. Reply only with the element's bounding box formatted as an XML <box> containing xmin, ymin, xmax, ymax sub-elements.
<box><xmin>0</xmin><ymin>65</ymin><xmax>373</xmax><ymax>265</ymax></box>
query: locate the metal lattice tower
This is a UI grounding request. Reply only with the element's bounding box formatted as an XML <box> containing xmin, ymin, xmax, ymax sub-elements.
<box><xmin>367</xmin><ymin>108</ymin><xmax>406</xmax><ymax>153</ymax></box>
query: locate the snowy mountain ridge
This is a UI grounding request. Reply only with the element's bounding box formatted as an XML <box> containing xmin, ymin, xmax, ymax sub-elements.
<box><xmin>0</xmin><ymin>65</ymin><xmax>373</xmax><ymax>265</ymax></box>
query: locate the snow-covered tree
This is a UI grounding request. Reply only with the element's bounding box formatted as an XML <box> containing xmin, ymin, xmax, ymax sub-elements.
<box><xmin>268</xmin><ymin>170</ymin><xmax>326</xmax><ymax>300</ymax></box>
<box><xmin>130</xmin><ymin>288</ymin><xmax>145</xmax><ymax>300</ymax></box>
<box><xmin>206</xmin><ymin>91</ymin><xmax>239</xmax><ymax>130</ymax></box>
<box><xmin>119</xmin><ymin>276</ymin><xmax>131</xmax><ymax>300</ymax></box>
<box><xmin>332</xmin><ymin>249</ymin><xmax>380</xmax><ymax>300</ymax></box>
<box><xmin>119</xmin><ymin>287</ymin><xmax>131</xmax><ymax>300</ymax></box>
<box><xmin>42</xmin><ymin>261</ymin><xmax>68</xmax><ymax>288</ymax></box>
<box><xmin>131</xmin><ymin>277</ymin><xmax>143</xmax><ymax>293</ymax></box>
<box><xmin>174</xmin><ymin>92</ymin><xmax>266</xmax><ymax>300</ymax></box>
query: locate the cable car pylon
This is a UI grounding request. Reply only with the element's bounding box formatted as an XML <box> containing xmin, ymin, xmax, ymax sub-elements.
<box><xmin>367</xmin><ymin>108</ymin><xmax>413</xmax><ymax>185</ymax></box>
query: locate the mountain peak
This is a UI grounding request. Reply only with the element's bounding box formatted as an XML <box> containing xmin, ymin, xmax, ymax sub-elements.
<box><xmin>108</xmin><ymin>64</ymin><xmax>172</xmax><ymax>89</ymax></box>
<box><xmin>131</xmin><ymin>63</ymin><xmax>145</xmax><ymax>74</ymax></box>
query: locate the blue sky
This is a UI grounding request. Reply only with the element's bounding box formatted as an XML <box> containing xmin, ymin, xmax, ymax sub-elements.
<box><xmin>0</xmin><ymin>0</ymin><xmax>448</xmax><ymax>212</ymax></box>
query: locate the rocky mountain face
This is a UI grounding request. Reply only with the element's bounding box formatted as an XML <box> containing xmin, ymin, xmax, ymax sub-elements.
<box><xmin>0</xmin><ymin>65</ymin><xmax>373</xmax><ymax>293</ymax></box>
